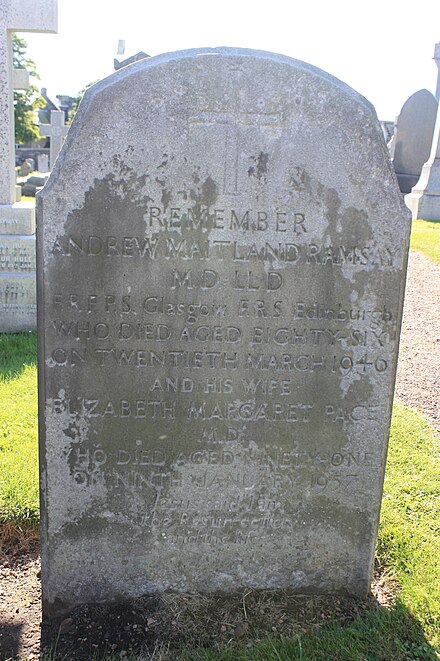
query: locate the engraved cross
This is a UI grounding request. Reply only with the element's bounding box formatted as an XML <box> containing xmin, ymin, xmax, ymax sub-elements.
<box><xmin>189</xmin><ymin>111</ymin><xmax>282</xmax><ymax>195</ymax></box>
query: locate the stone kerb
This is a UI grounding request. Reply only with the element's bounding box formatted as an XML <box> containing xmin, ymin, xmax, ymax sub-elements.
<box><xmin>37</xmin><ymin>47</ymin><xmax>410</xmax><ymax>617</ymax></box>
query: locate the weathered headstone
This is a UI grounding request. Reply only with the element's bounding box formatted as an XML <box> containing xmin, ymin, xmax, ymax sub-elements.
<box><xmin>39</xmin><ymin>109</ymin><xmax>69</xmax><ymax>168</ymax></box>
<box><xmin>38</xmin><ymin>48</ymin><xmax>410</xmax><ymax>617</ymax></box>
<box><xmin>18</xmin><ymin>157</ymin><xmax>34</xmax><ymax>176</ymax></box>
<box><xmin>0</xmin><ymin>0</ymin><xmax>57</xmax><ymax>332</ymax></box>
<box><xmin>391</xmin><ymin>89</ymin><xmax>438</xmax><ymax>193</ymax></box>
<box><xmin>405</xmin><ymin>99</ymin><xmax>440</xmax><ymax>219</ymax></box>
<box><xmin>38</xmin><ymin>153</ymin><xmax>49</xmax><ymax>172</ymax></box>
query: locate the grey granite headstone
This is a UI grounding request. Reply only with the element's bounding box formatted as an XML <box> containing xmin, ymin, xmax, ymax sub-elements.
<box><xmin>392</xmin><ymin>89</ymin><xmax>438</xmax><ymax>193</ymax></box>
<box><xmin>37</xmin><ymin>47</ymin><xmax>410</xmax><ymax>617</ymax></box>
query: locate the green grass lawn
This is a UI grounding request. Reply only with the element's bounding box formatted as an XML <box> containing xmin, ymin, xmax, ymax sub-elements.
<box><xmin>0</xmin><ymin>332</ymin><xmax>38</xmax><ymax>530</ymax></box>
<box><xmin>410</xmin><ymin>219</ymin><xmax>440</xmax><ymax>264</ymax></box>
<box><xmin>0</xmin><ymin>332</ymin><xmax>439</xmax><ymax>659</ymax></box>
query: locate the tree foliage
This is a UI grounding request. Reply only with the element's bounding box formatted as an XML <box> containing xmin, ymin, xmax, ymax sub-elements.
<box><xmin>13</xmin><ymin>34</ymin><xmax>44</xmax><ymax>145</ymax></box>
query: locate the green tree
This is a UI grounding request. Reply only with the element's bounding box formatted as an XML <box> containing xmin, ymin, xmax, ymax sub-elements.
<box><xmin>13</xmin><ymin>34</ymin><xmax>44</xmax><ymax>144</ymax></box>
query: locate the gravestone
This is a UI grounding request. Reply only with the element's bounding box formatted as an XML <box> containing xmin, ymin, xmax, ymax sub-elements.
<box><xmin>39</xmin><ymin>109</ymin><xmax>69</xmax><ymax>168</ymax></box>
<box><xmin>0</xmin><ymin>0</ymin><xmax>57</xmax><ymax>332</ymax></box>
<box><xmin>38</xmin><ymin>47</ymin><xmax>410</xmax><ymax>617</ymax></box>
<box><xmin>38</xmin><ymin>153</ymin><xmax>49</xmax><ymax>172</ymax></box>
<box><xmin>391</xmin><ymin>89</ymin><xmax>438</xmax><ymax>193</ymax></box>
<box><xmin>18</xmin><ymin>158</ymin><xmax>34</xmax><ymax>176</ymax></box>
<box><xmin>405</xmin><ymin>98</ymin><xmax>440</xmax><ymax>219</ymax></box>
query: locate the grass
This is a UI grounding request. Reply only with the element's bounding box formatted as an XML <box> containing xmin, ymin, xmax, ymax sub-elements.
<box><xmin>0</xmin><ymin>333</ymin><xmax>439</xmax><ymax>658</ymax></box>
<box><xmin>378</xmin><ymin>404</ymin><xmax>440</xmax><ymax>646</ymax></box>
<box><xmin>410</xmin><ymin>219</ymin><xmax>440</xmax><ymax>264</ymax></box>
<box><xmin>0</xmin><ymin>330</ymin><xmax>36</xmax><ymax>380</ymax></box>
<box><xmin>0</xmin><ymin>332</ymin><xmax>39</xmax><ymax>545</ymax></box>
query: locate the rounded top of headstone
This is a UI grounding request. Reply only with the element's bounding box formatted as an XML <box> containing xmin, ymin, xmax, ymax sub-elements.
<box><xmin>399</xmin><ymin>88</ymin><xmax>437</xmax><ymax>113</ymax></box>
<box><xmin>40</xmin><ymin>44</ymin><xmax>407</xmax><ymax>240</ymax></box>
<box><xmin>393</xmin><ymin>89</ymin><xmax>438</xmax><ymax>175</ymax></box>
<box><xmin>86</xmin><ymin>46</ymin><xmax>376</xmax><ymax>114</ymax></box>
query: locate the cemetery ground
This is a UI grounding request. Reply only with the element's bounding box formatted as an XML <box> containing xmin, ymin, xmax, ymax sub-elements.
<box><xmin>0</xmin><ymin>224</ymin><xmax>439</xmax><ymax>660</ymax></box>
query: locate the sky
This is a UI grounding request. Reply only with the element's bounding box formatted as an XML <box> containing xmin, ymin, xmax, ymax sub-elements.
<box><xmin>23</xmin><ymin>0</ymin><xmax>440</xmax><ymax>121</ymax></box>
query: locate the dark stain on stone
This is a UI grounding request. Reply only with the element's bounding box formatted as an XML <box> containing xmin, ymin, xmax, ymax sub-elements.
<box><xmin>161</xmin><ymin>188</ymin><xmax>172</xmax><ymax>211</ymax></box>
<box><xmin>339</xmin><ymin>207</ymin><xmax>371</xmax><ymax>246</ymax></box>
<box><xmin>248</xmin><ymin>152</ymin><xmax>269</xmax><ymax>181</ymax></box>
<box><xmin>159</xmin><ymin>153</ymin><xmax>168</xmax><ymax>168</ymax></box>
<box><xmin>289</xmin><ymin>166</ymin><xmax>308</xmax><ymax>191</ymax></box>
<box><xmin>63</xmin><ymin>423</ymin><xmax>79</xmax><ymax>440</ymax></box>
<box><xmin>201</xmin><ymin>176</ymin><xmax>218</xmax><ymax>207</ymax></box>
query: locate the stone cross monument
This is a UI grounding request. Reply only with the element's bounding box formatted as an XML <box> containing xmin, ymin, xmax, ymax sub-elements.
<box><xmin>434</xmin><ymin>42</ymin><xmax>440</xmax><ymax>102</ymax></box>
<box><xmin>405</xmin><ymin>41</ymin><xmax>440</xmax><ymax>220</ymax></box>
<box><xmin>39</xmin><ymin>110</ymin><xmax>69</xmax><ymax>168</ymax></box>
<box><xmin>0</xmin><ymin>0</ymin><xmax>57</xmax><ymax>204</ymax></box>
<box><xmin>12</xmin><ymin>66</ymin><xmax>29</xmax><ymax>90</ymax></box>
<box><xmin>0</xmin><ymin>0</ymin><xmax>57</xmax><ymax>332</ymax></box>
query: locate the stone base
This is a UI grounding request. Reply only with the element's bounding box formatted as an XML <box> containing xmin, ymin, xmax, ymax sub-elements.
<box><xmin>404</xmin><ymin>156</ymin><xmax>440</xmax><ymax>220</ymax></box>
<box><xmin>405</xmin><ymin>190</ymin><xmax>440</xmax><ymax>220</ymax></box>
<box><xmin>0</xmin><ymin>202</ymin><xmax>36</xmax><ymax>235</ymax></box>
<box><xmin>396</xmin><ymin>172</ymin><xmax>419</xmax><ymax>195</ymax></box>
<box><xmin>0</xmin><ymin>272</ymin><xmax>36</xmax><ymax>332</ymax></box>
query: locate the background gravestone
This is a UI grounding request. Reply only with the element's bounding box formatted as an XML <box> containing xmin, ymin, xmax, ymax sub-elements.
<box><xmin>391</xmin><ymin>89</ymin><xmax>438</xmax><ymax>193</ymax></box>
<box><xmin>38</xmin><ymin>153</ymin><xmax>50</xmax><ymax>173</ymax></box>
<box><xmin>38</xmin><ymin>48</ymin><xmax>410</xmax><ymax>617</ymax></box>
<box><xmin>406</xmin><ymin>97</ymin><xmax>440</xmax><ymax>219</ymax></box>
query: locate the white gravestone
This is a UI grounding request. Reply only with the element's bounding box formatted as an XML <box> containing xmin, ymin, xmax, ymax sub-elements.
<box><xmin>38</xmin><ymin>153</ymin><xmax>49</xmax><ymax>172</ymax></box>
<box><xmin>0</xmin><ymin>0</ymin><xmax>57</xmax><ymax>332</ymax></box>
<box><xmin>39</xmin><ymin>110</ymin><xmax>69</xmax><ymax>168</ymax></box>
